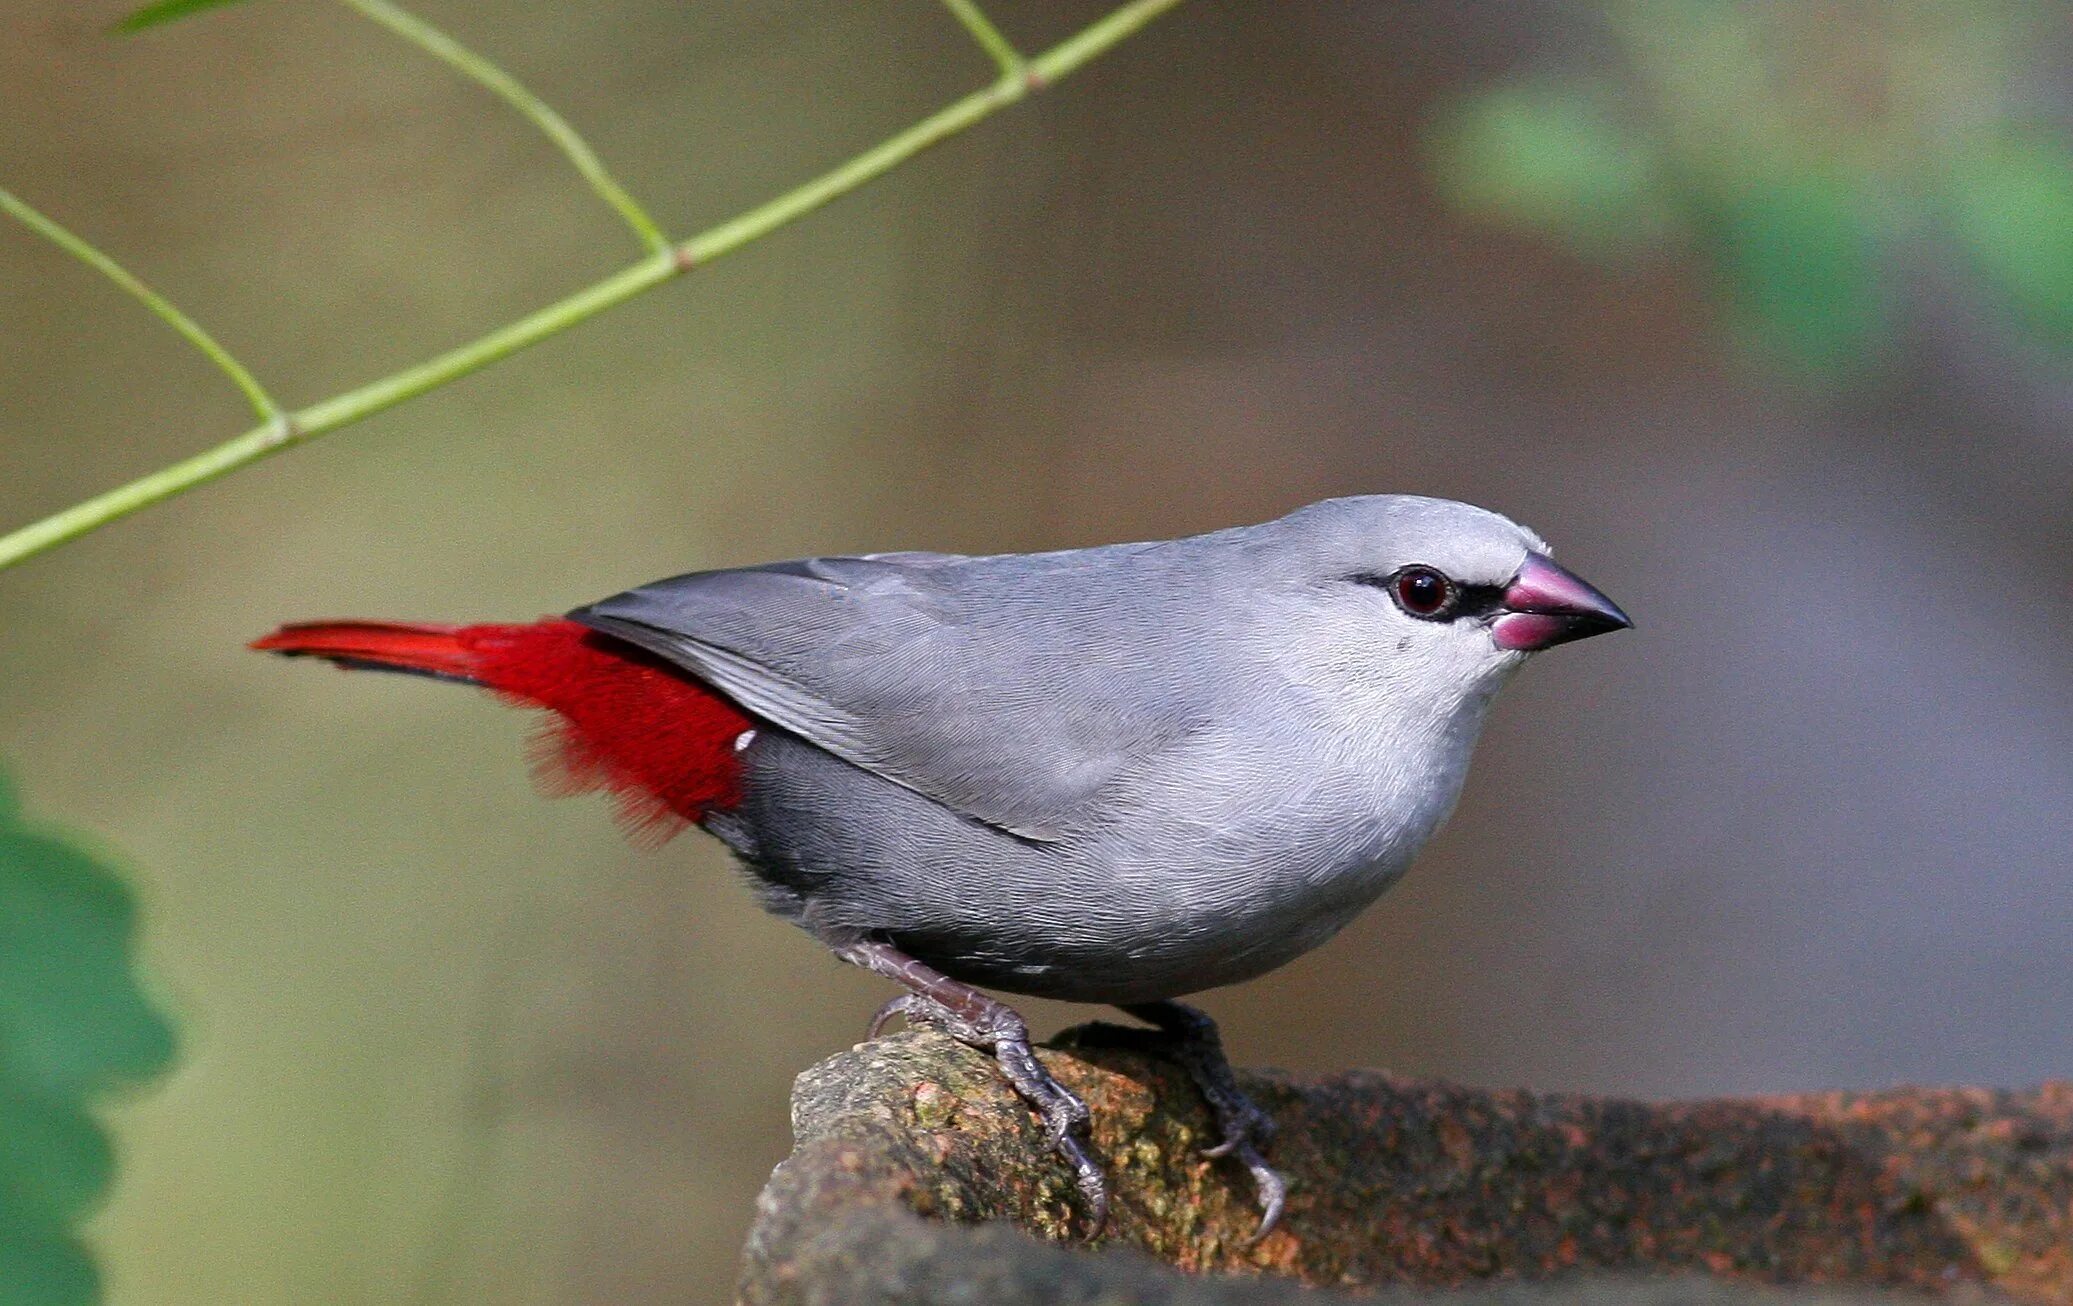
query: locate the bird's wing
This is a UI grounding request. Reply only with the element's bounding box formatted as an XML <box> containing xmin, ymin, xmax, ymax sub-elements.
<box><xmin>568</xmin><ymin>551</ymin><xmax>1199</xmax><ymax>841</ymax></box>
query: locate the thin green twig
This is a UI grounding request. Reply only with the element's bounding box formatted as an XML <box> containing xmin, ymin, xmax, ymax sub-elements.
<box><xmin>938</xmin><ymin>0</ymin><xmax>1025</xmax><ymax>79</ymax></box>
<box><xmin>0</xmin><ymin>187</ymin><xmax>282</xmax><ymax>424</ymax></box>
<box><xmin>340</xmin><ymin>0</ymin><xmax>670</xmax><ymax>255</ymax></box>
<box><xmin>0</xmin><ymin>0</ymin><xmax>1185</xmax><ymax>574</ymax></box>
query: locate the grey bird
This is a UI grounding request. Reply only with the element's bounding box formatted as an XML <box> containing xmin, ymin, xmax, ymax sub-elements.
<box><xmin>253</xmin><ymin>494</ymin><xmax>1632</xmax><ymax>1238</ymax></box>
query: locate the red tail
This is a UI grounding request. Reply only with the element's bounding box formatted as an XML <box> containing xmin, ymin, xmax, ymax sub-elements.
<box><xmin>251</xmin><ymin>620</ymin><xmax>485</xmax><ymax>681</ymax></box>
<box><xmin>252</xmin><ymin>618</ymin><xmax>754</xmax><ymax>839</ymax></box>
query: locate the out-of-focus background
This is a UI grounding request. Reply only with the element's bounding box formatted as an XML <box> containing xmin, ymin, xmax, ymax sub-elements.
<box><xmin>2</xmin><ymin>1</ymin><xmax>2069</xmax><ymax>1302</ymax></box>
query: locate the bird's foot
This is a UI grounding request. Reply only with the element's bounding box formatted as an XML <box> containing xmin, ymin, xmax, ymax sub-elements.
<box><xmin>843</xmin><ymin>941</ymin><xmax>1108</xmax><ymax>1237</ymax></box>
<box><xmin>1123</xmin><ymin>1000</ymin><xmax>1287</xmax><ymax>1242</ymax></box>
<box><xmin>866</xmin><ymin>992</ymin><xmax>925</xmax><ymax>1039</ymax></box>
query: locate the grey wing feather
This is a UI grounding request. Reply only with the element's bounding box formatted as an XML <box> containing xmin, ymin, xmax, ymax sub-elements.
<box><xmin>568</xmin><ymin>551</ymin><xmax>1196</xmax><ymax>840</ymax></box>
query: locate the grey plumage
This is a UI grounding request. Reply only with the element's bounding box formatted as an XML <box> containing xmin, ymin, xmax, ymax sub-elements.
<box><xmin>571</xmin><ymin>495</ymin><xmax>1583</xmax><ymax>1004</ymax></box>
<box><xmin>266</xmin><ymin>491</ymin><xmax>1630</xmax><ymax>1236</ymax></box>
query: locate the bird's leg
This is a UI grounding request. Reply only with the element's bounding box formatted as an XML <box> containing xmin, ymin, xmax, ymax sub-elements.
<box><xmin>839</xmin><ymin>939</ymin><xmax>1107</xmax><ymax>1236</ymax></box>
<box><xmin>1120</xmin><ymin>1000</ymin><xmax>1287</xmax><ymax>1241</ymax></box>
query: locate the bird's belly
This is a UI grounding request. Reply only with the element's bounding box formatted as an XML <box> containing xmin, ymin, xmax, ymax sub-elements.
<box><xmin>720</xmin><ymin>729</ymin><xmax>1443</xmax><ymax>1005</ymax></box>
<box><xmin>891</xmin><ymin>834</ymin><xmax>1416</xmax><ymax>1004</ymax></box>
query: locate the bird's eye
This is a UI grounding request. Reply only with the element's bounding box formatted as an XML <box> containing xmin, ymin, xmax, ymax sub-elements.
<box><xmin>1390</xmin><ymin>566</ymin><xmax>1455</xmax><ymax>619</ymax></box>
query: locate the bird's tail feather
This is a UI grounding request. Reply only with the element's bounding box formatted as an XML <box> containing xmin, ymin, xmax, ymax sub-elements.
<box><xmin>249</xmin><ymin>620</ymin><xmax>485</xmax><ymax>684</ymax></box>
<box><xmin>251</xmin><ymin>617</ymin><xmax>755</xmax><ymax>839</ymax></box>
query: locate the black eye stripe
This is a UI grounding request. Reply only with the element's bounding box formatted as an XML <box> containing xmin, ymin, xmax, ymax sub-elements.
<box><xmin>1351</xmin><ymin>569</ymin><xmax>1507</xmax><ymax>623</ymax></box>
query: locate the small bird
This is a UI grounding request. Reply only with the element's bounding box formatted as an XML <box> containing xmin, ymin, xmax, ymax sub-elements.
<box><xmin>253</xmin><ymin>495</ymin><xmax>1629</xmax><ymax>1238</ymax></box>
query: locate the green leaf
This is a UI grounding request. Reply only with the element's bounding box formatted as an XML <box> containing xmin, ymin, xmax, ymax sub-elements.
<box><xmin>1947</xmin><ymin>137</ymin><xmax>2073</xmax><ymax>349</ymax></box>
<box><xmin>113</xmin><ymin>0</ymin><xmax>255</xmax><ymax>34</ymax></box>
<box><xmin>0</xmin><ymin>826</ymin><xmax>176</xmax><ymax>1097</ymax></box>
<box><xmin>1428</xmin><ymin>81</ymin><xmax>1672</xmax><ymax>256</ymax></box>
<box><xmin>0</xmin><ymin>1091</ymin><xmax>112</xmax><ymax>1225</ymax></box>
<box><xmin>0</xmin><ymin>765</ymin><xmax>177</xmax><ymax>1306</ymax></box>
<box><xmin>0</xmin><ymin>1223</ymin><xmax>99</xmax><ymax>1306</ymax></box>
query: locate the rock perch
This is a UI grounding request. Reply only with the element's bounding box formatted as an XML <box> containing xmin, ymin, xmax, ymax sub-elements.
<box><xmin>739</xmin><ymin>1027</ymin><xmax>2070</xmax><ymax>1304</ymax></box>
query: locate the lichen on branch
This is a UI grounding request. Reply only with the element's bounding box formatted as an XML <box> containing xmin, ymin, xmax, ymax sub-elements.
<box><xmin>741</xmin><ymin>1027</ymin><xmax>2073</xmax><ymax>1305</ymax></box>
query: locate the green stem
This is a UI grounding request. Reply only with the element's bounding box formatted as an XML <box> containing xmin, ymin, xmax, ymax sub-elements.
<box><xmin>1029</xmin><ymin>0</ymin><xmax>1185</xmax><ymax>84</ymax></box>
<box><xmin>0</xmin><ymin>186</ymin><xmax>282</xmax><ymax>424</ymax></box>
<box><xmin>938</xmin><ymin>0</ymin><xmax>1025</xmax><ymax>79</ymax></box>
<box><xmin>0</xmin><ymin>0</ymin><xmax>1185</xmax><ymax>574</ymax></box>
<box><xmin>339</xmin><ymin>0</ymin><xmax>670</xmax><ymax>255</ymax></box>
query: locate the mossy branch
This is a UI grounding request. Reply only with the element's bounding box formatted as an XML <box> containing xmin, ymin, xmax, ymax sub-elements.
<box><xmin>745</xmin><ymin>1028</ymin><xmax>2073</xmax><ymax>1304</ymax></box>
<box><xmin>0</xmin><ymin>0</ymin><xmax>1185</xmax><ymax>574</ymax></box>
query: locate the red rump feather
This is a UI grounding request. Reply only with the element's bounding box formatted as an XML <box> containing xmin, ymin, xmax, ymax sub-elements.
<box><xmin>252</xmin><ymin>619</ymin><xmax>754</xmax><ymax>840</ymax></box>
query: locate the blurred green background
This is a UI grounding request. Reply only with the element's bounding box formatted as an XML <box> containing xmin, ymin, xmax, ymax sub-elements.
<box><xmin>2</xmin><ymin>1</ymin><xmax>2069</xmax><ymax>1302</ymax></box>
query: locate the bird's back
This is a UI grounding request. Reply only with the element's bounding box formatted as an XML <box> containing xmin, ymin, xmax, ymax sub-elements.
<box><xmin>666</xmin><ymin>534</ymin><xmax>1484</xmax><ymax>1003</ymax></box>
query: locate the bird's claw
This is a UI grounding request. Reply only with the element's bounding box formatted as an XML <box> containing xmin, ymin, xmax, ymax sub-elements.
<box><xmin>859</xmin><ymin>979</ymin><xmax>1108</xmax><ymax>1238</ymax></box>
<box><xmin>866</xmin><ymin>993</ymin><xmax>922</xmax><ymax>1039</ymax></box>
<box><xmin>1123</xmin><ymin>1000</ymin><xmax>1290</xmax><ymax>1241</ymax></box>
<box><xmin>996</xmin><ymin>1033</ymin><xmax>1108</xmax><ymax>1237</ymax></box>
<box><xmin>1049</xmin><ymin>1112</ymin><xmax>1110</xmax><ymax>1237</ymax></box>
<box><xmin>1197</xmin><ymin>1091</ymin><xmax>1284</xmax><ymax>1240</ymax></box>
<box><xmin>1201</xmin><ymin>1093</ymin><xmax>1277</xmax><ymax>1157</ymax></box>
<box><xmin>1226</xmin><ymin>1136</ymin><xmax>1286</xmax><ymax>1243</ymax></box>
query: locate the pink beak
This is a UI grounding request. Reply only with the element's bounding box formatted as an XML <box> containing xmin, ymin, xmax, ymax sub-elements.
<box><xmin>1490</xmin><ymin>553</ymin><xmax>1632</xmax><ymax>652</ymax></box>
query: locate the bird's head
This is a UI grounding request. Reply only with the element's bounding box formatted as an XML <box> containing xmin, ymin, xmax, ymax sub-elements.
<box><xmin>1250</xmin><ymin>495</ymin><xmax>1631</xmax><ymax>715</ymax></box>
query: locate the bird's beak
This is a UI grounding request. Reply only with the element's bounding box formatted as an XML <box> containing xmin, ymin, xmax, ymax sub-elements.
<box><xmin>1490</xmin><ymin>553</ymin><xmax>1633</xmax><ymax>652</ymax></box>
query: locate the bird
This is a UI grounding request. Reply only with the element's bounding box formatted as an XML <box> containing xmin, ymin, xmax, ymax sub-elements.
<box><xmin>251</xmin><ymin>494</ymin><xmax>1630</xmax><ymax>1239</ymax></box>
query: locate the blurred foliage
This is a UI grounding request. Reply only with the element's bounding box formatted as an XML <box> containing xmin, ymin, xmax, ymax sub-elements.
<box><xmin>113</xmin><ymin>0</ymin><xmax>251</xmax><ymax>33</ymax></box>
<box><xmin>1429</xmin><ymin>0</ymin><xmax>2073</xmax><ymax>379</ymax></box>
<box><xmin>0</xmin><ymin>768</ymin><xmax>177</xmax><ymax>1306</ymax></box>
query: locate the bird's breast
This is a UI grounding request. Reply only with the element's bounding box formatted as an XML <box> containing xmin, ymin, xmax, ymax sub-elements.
<box><xmin>1024</xmin><ymin>713</ymin><xmax>1476</xmax><ymax>998</ymax></box>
